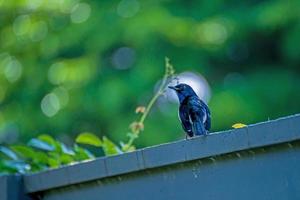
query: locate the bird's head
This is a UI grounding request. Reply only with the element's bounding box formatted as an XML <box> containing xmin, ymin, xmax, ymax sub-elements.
<box><xmin>168</xmin><ymin>83</ymin><xmax>197</xmax><ymax>102</ymax></box>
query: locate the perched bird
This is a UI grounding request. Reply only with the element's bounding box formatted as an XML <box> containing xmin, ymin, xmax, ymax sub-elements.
<box><xmin>168</xmin><ymin>83</ymin><xmax>211</xmax><ymax>137</ymax></box>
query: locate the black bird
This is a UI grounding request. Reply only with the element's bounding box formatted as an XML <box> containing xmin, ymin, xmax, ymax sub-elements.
<box><xmin>169</xmin><ymin>83</ymin><xmax>211</xmax><ymax>137</ymax></box>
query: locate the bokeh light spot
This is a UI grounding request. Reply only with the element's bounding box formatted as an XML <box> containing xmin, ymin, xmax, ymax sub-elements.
<box><xmin>30</xmin><ymin>20</ymin><xmax>48</xmax><ymax>42</ymax></box>
<box><xmin>203</xmin><ymin>22</ymin><xmax>228</xmax><ymax>45</ymax></box>
<box><xmin>117</xmin><ymin>0</ymin><xmax>140</xmax><ymax>18</ymax></box>
<box><xmin>4</xmin><ymin>57</ymin><xmax>23</xmax><ymax>83</ymax></box>
<box><xmin>52</xmin><ymin>87</ymin><xmax>69</xmax><ymax>107</ymax></box>
<box><xmin>13</xmin><ymin>15</ymin><xmax>31</xmax><ymax>36</ymax></box>
<box><xmin>197</xmin><ymin>21</ymin><xmax>228</xmax><ymax>45</ymax></box>
<box><xmin>70</xmin><ymin>3</ymin><xmax>91</xmax><ymax>23</ymax></box>
<box><xmin>48</xmin><ymin>62</ymin><xmax>66</xmax><ymax>85</ymax></box>
<box><xmin>41</xmin><ymin>93</ymin><xmax>61</xmax><ymax>117</ymax></box>
<box><xmin>167</xmin><ymin>72</ymin><xmax>211</xmax><ymax>103</ymax></box>
<box><xmin>25</xmin><ymin>0</ymin><xmax>42</xmax><ymax>10</ymax></box>
<box><xmin>48</xmin><ymin>58</ymin><xmax>95</xmax><ymax>87</ymax></box>
<box><xmin>111</xmin><ymin>47</ymin><xmax>136</xmax><ymax>70</ymax></box>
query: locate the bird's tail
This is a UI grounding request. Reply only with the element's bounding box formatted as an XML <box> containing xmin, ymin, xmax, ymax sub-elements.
<box><xmin>192</xmin><ymin>120</ymin><xmax>206</xmax><ymax>136</ymax></box>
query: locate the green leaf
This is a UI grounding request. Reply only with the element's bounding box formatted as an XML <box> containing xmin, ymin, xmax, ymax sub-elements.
<box><xmin>37</xmin><ymin>134</ymin><xmax>56</xmax><ymax>146</ymax></box>
<box><xmin>28</xmin><ymin>138</ymin><xmax>55</xmax><ymax>151</ymax></box>
<box><xmin>10</xmin><ymin>145</ymin><xmax>35</xmax><ymax>158</ymax></box>
<box><xmin>0</xmin><ymin>146</ymin><xmax>18</xmax><ymax>160</ymax></box>
<box><xmin>37</xmin><ymin>135</ymin><xmax>62</xmax><ymax>154</ymax></box>
<box><xmin>73</xmin><ymin>144</ymin><xmax>95</xmax><ymax>161</ymax></box>
<box><xmin>0</xmin><ymin>160</ymin><xmax>19</xmax><ymax>174</ymax></box>
<box><xmin>59</xmin><ymin>142</ymin><xmax>75</xmax><ymax>155</ymax></box>
<box><xmin>47</xmin><ymin>157</ymin><xmax>60</xmax><ymax>168</ymax></box>
<box><xmin>0</xmin><ymin>160</ymin><xmax>30</xmax><ymax>174</ymax></box>
<box><xmin>10</xmin><ymin>145</ymin><xmax>48</xmax><ymax>165</ymax></box>
<box><xmin>76</xmin><ymin>132</ymin><xmax>102</xmax><ymax>147</ymax></box>
<box><xmin>59</xmin><ymin>154</ymin><xmax>75</xmax><ymax>165</ymax></box>
<box><xmin>102</xmin><ymin>136</ymin><xmax>122</xmax><ymax>156</ymax></box>
<box><xmin>28</xmin><ymin>162</ymin><xmax>48</xmax><ymax>172</ymax></box>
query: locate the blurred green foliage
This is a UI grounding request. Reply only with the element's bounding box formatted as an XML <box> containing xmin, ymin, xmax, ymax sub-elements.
<box><xmin>0</xmin><ymin>54</ymin><xmax>171</xmax><ymax>174</ymax></box>
<box><xmin>0</xmin><ymin>134</ymin><xmax>96</xmax><ymax>174</ymax></box>
<box><xmin>1</xmin><ymin>0</ymin><xmax>300</xmax><ymax>155</ymax></box>
<box><xmin>0</xmin><ymin>131</ymin><xmax>136</xmax><ymax>174</ymax></box>
<box><xmin>0</xmin><ymin>63</ymin><xmax>175</xmax><ymax>173</ymax></box>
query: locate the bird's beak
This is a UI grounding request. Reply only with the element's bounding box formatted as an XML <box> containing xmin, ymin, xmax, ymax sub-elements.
<box><xmin>168</xmin><ymin>86</ymin><xmax>178</xmax><ymax>91</ymax></box>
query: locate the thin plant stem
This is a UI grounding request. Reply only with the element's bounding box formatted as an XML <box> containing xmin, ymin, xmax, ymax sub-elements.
<box><xmin>139</xmin><ymin>74</ymin><xmax>168</xmax><ymax>124</ymax></box>
<box><xmin>123</xmin><ymin>58</ymin><xmax>175</xmax><ymax>151</ymax></box>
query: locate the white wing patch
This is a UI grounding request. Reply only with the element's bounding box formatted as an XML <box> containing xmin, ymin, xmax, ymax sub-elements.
<box><xmin>202</xmin><ymin>112</ymin><xmax>207</xmax><ymax>123</ymax></box>
<box><xmin>188</xmin><ymin>114</ymin><xmax>193</xmax><ymax>125</ymax></box>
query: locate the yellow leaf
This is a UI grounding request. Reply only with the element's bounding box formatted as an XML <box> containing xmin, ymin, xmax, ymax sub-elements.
<box><xmin>232</xmin><ymin>123</ymin><xmax>247</xmax><ymax>129</ymax></box>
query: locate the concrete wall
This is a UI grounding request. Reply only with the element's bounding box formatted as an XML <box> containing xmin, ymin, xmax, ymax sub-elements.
<box><xmin>1</xmin><ymin>114</ymin><xmax>300</xmax><ymax>200</ymax></box>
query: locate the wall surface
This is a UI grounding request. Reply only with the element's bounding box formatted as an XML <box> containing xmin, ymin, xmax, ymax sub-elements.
<box><xmin>43</xmin><ymin>142</ymin><xmax>300</xmax><ymax>200</ymax></box>
<box><xmin>1</xmin><ymin>114</ymin><xmax>300</xmax><ymax>200</ymax></box>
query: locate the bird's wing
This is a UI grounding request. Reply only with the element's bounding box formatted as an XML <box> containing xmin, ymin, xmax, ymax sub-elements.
<box><xmin>187</xmin><ymin>97</ymin><xmax>210</xmax><ymax>135</ymax></box>
<box><xmin>179</xmin><ymin>104</ymin><xmax>193</xmax><ymax>137</ymax></box>
<box><xmin>200</xmin><ymin>99</ymin><xmax>211</xmax><ymax>131</ymax></box>
<box><xmin>191</xmin><ymin>118</ymin><xmax>206</xmax><ymax>136</ymax></box>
